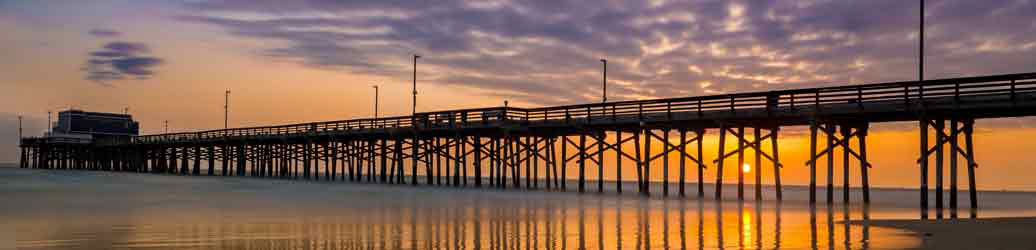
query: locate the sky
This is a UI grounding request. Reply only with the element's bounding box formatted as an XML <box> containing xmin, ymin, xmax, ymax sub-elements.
<box><xmin>3</xmin><ymin>0</ymin><xmax>1036</xmax><ymax>190</ymax></box>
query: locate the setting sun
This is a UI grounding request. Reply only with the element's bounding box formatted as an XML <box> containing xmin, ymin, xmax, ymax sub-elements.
<box><xmin>743</xmin><ymin>163</ymin><xmax>751</xmax><ymax>173</ymax></box>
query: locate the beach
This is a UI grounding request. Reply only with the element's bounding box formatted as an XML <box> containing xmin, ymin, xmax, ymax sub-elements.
<box><xmin>855</xmin><ymin>217</ymin><xmax>1036</xmax><ymax>250</ymax></box>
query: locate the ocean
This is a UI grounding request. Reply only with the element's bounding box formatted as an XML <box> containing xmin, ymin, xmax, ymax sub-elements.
<box><xmin>2</xmin><ymin>167</ymin><xmax>1035</xmax><ymax>249</ymax></box>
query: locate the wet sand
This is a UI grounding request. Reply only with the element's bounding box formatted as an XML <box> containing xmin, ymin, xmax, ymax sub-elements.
<box><xmin>857</xmin><ymin>217</ymin><xmax>1036</xmax><ymax>250</ymax></box>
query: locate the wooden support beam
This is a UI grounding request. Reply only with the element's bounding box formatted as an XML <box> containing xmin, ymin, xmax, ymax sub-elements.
<box><xmin>643</xmin><ymin>129</ymin><xmax>652</xmax><ymax>196</ymax></box>
<box><xmin>859</xmin><ymin>124</ymin><xmax>870</xmax><ymax>204</ymax></box>
<box><xmin>616</xmin><ymin>131</ymin><xmax>623</xmax><ymax>194</ymax></box>
<box><xmin>461</xmin><ymin>136</ymin><xmax>468</xmax><ymax>187</ymax></box>
<box><xmin>454</xmin><ymin>135</ymin><xmax>462</xmax><ymax>187</ymax></box>
<box><xmin>715</xmin><ymin>125</ymin><xmax>726</xmax><ymax>201</ymax></box>
<box><xmin>964</xmin><ymin>119</ymin><xmax>977</xmax><ymax>218</ymax></box>
<box><xmin>412</xmin><ymin>136</ymin><xmax>419</xmax><ymax>186</ymax></box>
<box><xmin>207</xmin><ymin>146</ymin><xmax>215</xmax><ymax>176</ymax></box>
<box><xmin>193</xmin><ymin>146</ymin><xmax>201</xmax><ymax>175</ymax></box>
<box><xmin>920</xmin><ymin>119</ymin><xmax>930</xmax><ymax>219</ymax></box>
<box><xmin>773</xmin><ymin>127</ymin><xmax>782</xmax><ymax>201</ymax></box>
<box><xmin>935</xmin><ymin>119</ymin><xmax>945</xmax><ymax>218</ymax></box>
<box><xmin>841</xmin><ymin>126</ymin><xmax>851</xmax><ymax>204</ymax></box>
<box><xmin>633</xmin><ymin>131</ymin><xmax>642</xmax><ymax>194</ymax></box>
<box><xmin>663</xmin><ymin>129</ymin><xmax>670</xmax><ymax>197</ymax></box>
<box><xmin>738</xmin><ymin>126</ymin><xmax>744</xmax><ymax>201</ymax></box>
<box><xmin>755</xmin><ymin>127</ymin><xmax>762</xmax><ymax>201</ymax></box>
<box><xmin>550</xmin><ymin>136</ymin><xmax>560</xmax><ymax>190</ymax></box>
<box><xmin>679</xmin><ymin>130</ymin><xmax>687</xmax><ymax>197</ymax></box>
<box><xmin>527</xmin><ymin>136</ymin><xmax>534</xmax><ymax>190</ymax></box>
<box><xmin>949</xmin><ymin>119</ymin><xmax>959</xmax><ymax>215</ymax></box>
<box><xmin>181</xmin><ymin>147</ymin><xmax>189</xmax><ymax>175</ymax></box>
<box><xmin>697</xmin><ymin>129</ymin><xmax>705</xmax><ymax>198</ymax></box>
<box><xmin>380</xmin><ymin>139</ymin><xmax>388</xmax><ymax>183</ymax></box>
<box><xmin>826</xmin><ymin>124</ymin><xmax>835</xmax><ymax>204</ymax></box>
<box><xmin>597</xmin><ymin>133</ymin><xmax>604</xmax><ymax>193</ymax></box>
<box><xmin>561</xmin><ymin>136</ymin><xmax>568</xmax><ymax>191</ymax></box>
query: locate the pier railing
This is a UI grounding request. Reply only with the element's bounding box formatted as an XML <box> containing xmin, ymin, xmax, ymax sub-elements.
<box><xmin>111</xmin><ymin>72</ymin><xmax>1036</xmax><ymax>145</ymax></box>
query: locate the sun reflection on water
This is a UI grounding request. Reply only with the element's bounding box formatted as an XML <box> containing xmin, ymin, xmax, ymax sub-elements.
<box><xmin>11</xmin><ymin>199</ymin><xmax>919</xmax><ymax>250</ymax></box>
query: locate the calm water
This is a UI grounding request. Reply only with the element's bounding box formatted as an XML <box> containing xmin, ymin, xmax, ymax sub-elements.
<box><xmin>2</xmin><ymin>168</ymin><xmax>1035</xmax><ymax>249</ymax></box>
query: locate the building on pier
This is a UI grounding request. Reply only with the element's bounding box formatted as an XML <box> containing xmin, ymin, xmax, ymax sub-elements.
<box><xmin>47</xmin><ymin>109</ymin><xmax>139</xmax><ymax>142</ymax></box>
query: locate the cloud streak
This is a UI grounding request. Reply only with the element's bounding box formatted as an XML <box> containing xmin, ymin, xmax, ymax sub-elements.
<box><xmin>178</xmin><ymin>0</ymin><xmax>1036</xmax><ymax>106</ymax></box>
<box><xmin>87</xmin><ymin>28</ymin><xmax>121</xmax><ymax>37</ymax></box>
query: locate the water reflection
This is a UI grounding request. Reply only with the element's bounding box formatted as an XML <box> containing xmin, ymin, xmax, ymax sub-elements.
<box><xmin>14</xmin><ymin>198</ymin><xmax>919</xmax><ymax>250</ymax></box>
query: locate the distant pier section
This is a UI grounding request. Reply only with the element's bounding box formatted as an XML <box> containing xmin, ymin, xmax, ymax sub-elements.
<box><xmin>19</xmin><ymin>72</ymin><xmax>1036</xmax><ymax>219</ymax></box>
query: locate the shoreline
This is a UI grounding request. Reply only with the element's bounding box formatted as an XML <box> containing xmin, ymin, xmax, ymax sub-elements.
<box><xmin>853</xmin><ymin>217</ymin><xmax>1036</xmax><ymax>250</ymax></box>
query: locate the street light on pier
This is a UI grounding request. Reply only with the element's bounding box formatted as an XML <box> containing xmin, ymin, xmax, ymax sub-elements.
<box><xmin>373</xmin><ymin>85</ymin><xmax>379</xmax><ymax>120</ymax></box>
<box><xmin>225</xmin><ymin>90</ymin><xmax>231</xmax><ymax>130</ymax></box>
<box><xmin>164</xmin><ymin>120</ymin><xmax>169</xmax><ymax>133</ymax></box>
<box><xmin>601</xmin><ymin>59</ymin><xmax>607</xmax><ymax>103</ymax></box>
<box><xmin>412</xmin><ymin>55</ymin><xmax>420</xmax><ymax>117</ymax></box>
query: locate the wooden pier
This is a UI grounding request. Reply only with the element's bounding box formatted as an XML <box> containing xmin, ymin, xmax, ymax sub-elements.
<box><xmin>19</xmin><ymin>72</ymin><xmax>1036</xmax><ymax>218</ymax></box>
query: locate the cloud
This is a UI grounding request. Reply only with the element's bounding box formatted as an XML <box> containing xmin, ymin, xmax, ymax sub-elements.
<box><xmin>87</xmin><ymin>28</ymin><xmax>121</xmax><ymax>37</ymax></box>
<box><xmin>82</xmin><ymin>41</ymin><xmax>164</xmax><ymax>83</ymax></box>
<box><xmin>176</xmin><ymin>0</ymin><xmax>1036</xmax><ymax>106</ymax></box>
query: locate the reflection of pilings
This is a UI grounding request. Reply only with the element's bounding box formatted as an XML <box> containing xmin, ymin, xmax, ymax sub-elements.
<box><xmin>810</xmin><ymin>205</ymin><xmax>818</xmax><ymax>250</ymax></box>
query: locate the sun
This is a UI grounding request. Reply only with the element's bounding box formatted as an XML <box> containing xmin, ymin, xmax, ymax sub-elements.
<box><xmin>742</xmin><ymin>163</ymin><xmax>751</xmax><ymax>173</ymax></box>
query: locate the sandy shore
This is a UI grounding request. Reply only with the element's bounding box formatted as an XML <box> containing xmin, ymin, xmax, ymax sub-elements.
<box><xmin>857</xmin><ymin>217</ymin><xmax>1036</xmax><ymax>250</ymax></box>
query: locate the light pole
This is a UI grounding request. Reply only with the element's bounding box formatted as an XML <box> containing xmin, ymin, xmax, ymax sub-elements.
<box><xmin>18</xmin><ymin>115</ymin><xmax>22</xmax><ymax>139</ymax></box>
<box><xmin>373</xmin><ymin>85</ymin><xmax>379</xmax><ymax>120</ymax></box>
<box><xmin>412</xmin><ymin>55</ymin><xmax>420</xmax><ymax>116</ymax></box>
<box><xmin>164</xmin><ymin>120</ymin><xmax>169</xmax><ymax>133</ymax></box>
<box><xmin>601</xmin><ymin>59</ymin><xmax>607</xmax><ymax>103</ymax></box>
<box><xmin>225</xmin><ymin>90</ymin><xmax>230</xmax><ymax>130</ymax></box>
<box><xmin>919</xmin><ymin>0</ymin><xmax>924</xmax><ymax>84</ymax></box>
<box><xmin>47</xmin><ymin>111</ymin><xmax>51</xmax><ymax>134</ymax></box>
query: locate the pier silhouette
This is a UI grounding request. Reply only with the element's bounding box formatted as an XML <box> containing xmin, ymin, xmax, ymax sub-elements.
<box><xmin>19</xmin><ymin>72</ymin><xmax>1036</xmax><ymax>218</ymax></box>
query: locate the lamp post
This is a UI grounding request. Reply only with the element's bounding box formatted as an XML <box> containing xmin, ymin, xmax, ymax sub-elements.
<box><xmin>225</xmin><ymin>90</ymin><xmax>230</xmax><ymax>130</ymax></box>
<box><xmin>601</xmin><ymin>59</ymin><xmax>607</xmax><ymax>103</ymax></box>
<box><xmin>18</xmin><ymin>115</ymin><xmax>22</xmax><ymax>139</ymax></box>
<box><xmin>413</xmin><ymin>55</ymin><xmax>420</xmax><ymax>116</ymax></box>
<box><xmin>164</xmin><ymin>120</ymin><xmax>169</xmax><ymax>133</ymax></box>
<box><xmin>47</xmin><ymin>111</ymin><xmax>51</xmax><ymax>134</ymax></box>
<box><xmin>373</xmin><ymin>85</ymin><xmax>379</xmax><ymax>120</ymax></box>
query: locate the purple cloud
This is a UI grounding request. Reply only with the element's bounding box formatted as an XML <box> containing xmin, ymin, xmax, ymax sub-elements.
<box><xmin>82</xmin><ymin>41</ymin><xmax>164</xmax><ymax>83</ymax></box>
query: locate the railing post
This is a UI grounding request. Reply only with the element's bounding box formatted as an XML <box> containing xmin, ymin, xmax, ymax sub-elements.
<box><xmin>586</xmin><ymin>106</ymin><xmax>592</xmax><ymax>124</ymax></box>
<box><xmin>611</xmin><ymin>104</ymin><xmax>617</xmax><ymax>122</ymax></box>
<box><xmin>697</xmin><ymin>99</ymin><xmax>703</xmax><ymax>117</ymax></box>
<box><xmin>857</xmin><ymin>87</ymin><xmax>864</xmax><ymax>110</ymax></box>
<box><xmin>730</xmin><ymin>96</ymin><xmax>736</xmax><ymax>113</ymax></box>
<box><xmin>919</xmin><ymin>82</ymin><xmax>926</xmax><ymax>109</ymax></box>
<box><xmin>814</xmin><ymin>90</ymin><xmax>821</xmax><ymax>113</ymax></box>
<box><xmin>954</xmin><ymin>82</ymin><xmax>960</xmax><ymax>109</ymax></box>
<box><xmin>904</xmin><ymin>85</ymin><xmax>910</xmax><ymax>108</ymax></box>
<box><xmin>638</xmin><ymin>103</ymin><xmax>644</xmax><ymax>121</ymax></box>
<box><xmin>666</xmin><ymin>101</ymin><xmax>672</xmax><ymax>120</ymax></box>
<box><xmin>790</xmin><ymin>93</ymin><xmax>796</xmax><ymax>110</ymax></box>
<box><xmin>1011</xmin><ymin>80</ymin><xmax>1017</xmax><ymax>106</ymax></box>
